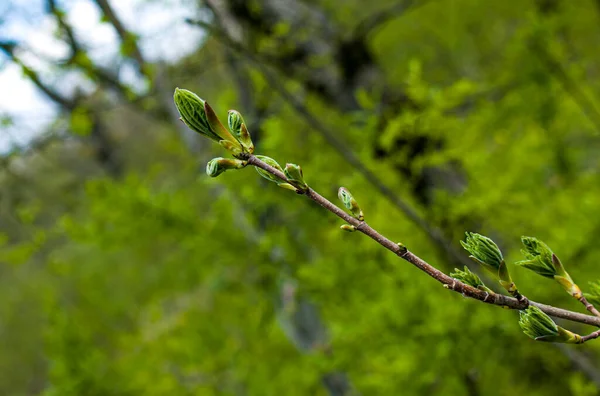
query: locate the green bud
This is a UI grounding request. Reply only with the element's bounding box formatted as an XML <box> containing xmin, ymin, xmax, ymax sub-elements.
<box><xmin>173</xmin><ymin>88</ymin><xmax>244</xmax><ymax>154</ymax></box>
<box><xmin>337</xmin><ymin>187</ymin><xmax>364</xmax><ymax>221</ymax></box>
<box><xmin>284</xmin><ymin>163</ymin><xmax>308</xmax><ymax>191</ymax></box>
<box><xmin>516</xmin><ymin>237</ymin><xmax>559</xmax><ymax>278</ymax></box>
<box><xmin>450</xmin><ymin>266</ymin><xmax>493</xmax><ymax>293</ymax></box>
<box><xmin>516</xmin><ymin>237</ymin><xmax>581</xmax><ymax>298</ymax></box>
<box><xmin>518</xmin><ymin>306</ymin><xmax>582</xmax><ymax>343</ymax></box>
<box><xmin>340</xmin><ymin>224</ymin><xmax>356</xmax><ymax>232</ymax></box>
<box><xmin>460</xmin><ymin>232</ymin><xmax>516</xmax><ymax>295</ymax></box>
<box><xmin>461</xmin><ymin>232</ymin><xmax>503</xmax><ymax>271</ymax></box>
<box><xmin>397</xmin><ymin>242</ymin><xmax>407</xmax><ymax>254</ymax></box>
<box><xmin>228</xmin><ymin>110</ymin><xmax>254</xmax><ymax>153</ymax></box>
<box><xmin>227</xmin><ymin>109</ymin><xmax>244</xmax><ymax>136</ymax></box>
<box><xmin>206</xmin><ymin>157</ymin><xmax>247</xmax><ymax>177</ymax></box>
<box><xmin>277</xmin><ymin>183</ymin><xmax>299</xmax><ymax>192</ymax></box>
<box><xmin>254</xmin><ymin>155</ymin><xmax>284</xmax><ymax>183</ymax></box>
<box><xmin>174</xmin><ymin>88</ymin><xmax>221</xmax><ymax>141</ymax></box>
<box><xmin>253</xmin><ymin>155</ymin><xmax>297</xmax><ymax>192</ymax></box>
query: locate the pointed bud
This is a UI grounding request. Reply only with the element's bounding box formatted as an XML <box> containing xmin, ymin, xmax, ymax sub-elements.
<box><xmin>173</xmin><ymin>88</ymin><xmax>244</xmax><ymax>153</ymax></box>
<box><xmin>340</xmin><ymin>224</ymin><xmax>356</xmax><ymax>232</ymax></box>
<box><xmin>228</xmin><ymin>110</ymin><xmax>254</xmax><ymax>153</ymax></box>
<box><xmin>337</xmin><ymin>187</ymin><xmax>364</xmax><ymax>221</ymax></box>
<box><xmin>206</xmin><ymin>157</ymin><xmax>247</xmax><ymax>177</ymax></box>
<box><xmin>174</xmin><ymin>88</ymin><xmax>221</xmax><ymax>141</ymax></box>
<box><xmin>253</xmin><ymin>155</ymin><xmax>297</xmax><ymax>192</ymax></box>
<box><xmin>516</xmin><ymin>237</ymin><xmax>559</xmax><ymax>278</ymax></box>
<box><xmin>277</xmin><ymin>183</ymin><xmax>300</xmax><ymax>192</ymax></box>
<box><xmin>254</xmin><ymin>155</ymin><xmax>284</xmax><ymax>183</ymax></box>
<box><xmin>460</xmin><ymin>232</ymin><xmax>516</xmax><ymax>295</ymax></box>
<box><xmin>450</xmin><ymin>266</ymin><xmax>493</xmax><ymax>293</ymax></box>
<box><xmin>460</xmin><ymin>232</ymin><xmax>503</xmax><ymax>271</ymax></box>
<box><xmin>284</xmin><ymin>163</ymin><xmax>308</xmax><ymax>191</ymax></box>
<box><xmin>518</xmin><ymin>306</ymin><xmax>582</xmax><ymax>343</ymax></box>
<box><xmin>515</xmin><ymin>236</ymin><xmax>581</xmax><ymax>298</ymax></box>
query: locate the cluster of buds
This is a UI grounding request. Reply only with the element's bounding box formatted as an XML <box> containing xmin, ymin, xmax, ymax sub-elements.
<box><xmin>174</xmin><ymin>88</ymin><xmax>310</xmax><ymax>192</ymax></box>
<box><xmin>173</xmin><ymin>88</ymin><xmax>254</xmax><ymax>167</ymax></box>
<box><xmin>460</xmin><ymin>232</ymin><xmax>520</xmax><ymax>299</ymax></box>
<box><xmin>459</xmin><ymin>232</ymin><xmax>598</xmax><ymax>343</ymax></box>
<box><xmin>253</xmin><ymin>155</ymin><xmax>308</xmax><ymax>193</ymax></box>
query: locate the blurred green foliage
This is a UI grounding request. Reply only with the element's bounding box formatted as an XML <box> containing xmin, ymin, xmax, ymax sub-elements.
<box><xmin>3</xmin><ymin>0</ymin><xmax>600</xmax><ymax>395</ymax></box>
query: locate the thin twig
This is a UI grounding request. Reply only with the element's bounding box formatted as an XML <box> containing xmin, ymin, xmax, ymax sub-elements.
<box><xmin>579</xmin><ymin>296</ymin><xmax>600</xmax><ymax>318</ymax></box>
<box><xmin>244</xmin><ymin>154</ymin><xmax>600</xmax><ymax>329</ymax></box>
<box><xmin>580</xmin><ymin>329</ymin><xmax>600</xmax><ymax>343</ymax></box>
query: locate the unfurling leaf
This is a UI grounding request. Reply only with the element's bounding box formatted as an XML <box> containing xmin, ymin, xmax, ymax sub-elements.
<box><xmin>460</xmin><ymin>232</ymin><xmax>517</xmax><ymax>295</ymax></box>
<box><xmin>173</xmin><ymin>88</ymin><xmax>220</xmax><ymax>141</ymax></box>
<box><xmin>228</xmin><ymin>110</ymin><xmax>254</xmax><ymax>153</ymax></box>
<box><xmin>460</xmin><ymin>232</ymin><xmax>503</xmax><ymax>271</ymax></box>
<box><xmin>173</xmin><ymin>88</ymin><xmax>244</xmax><ymax>155</ymax></box>
<box><xmin>284</xmin><ymin>163</ymin><xmax>308</xmax><ymax>191</ymax></box>
<box><xmin>518</xmin><ymin>306</ymin><xmax>581</xmax><ymax>343</ymax></box>
<box><xmin>450</xmin><ymin>266</ymin><xmax>493</xmax><ymax>293</ymax></box>
<box><xmin>338</xmin><ymin>187</ymin><xmax>364</xmax><ymax>221</ymax></box>
<box><xmin>516</xmin><ymin>237</ymin><xmax>581</xmax><ymax>298</ymax></box>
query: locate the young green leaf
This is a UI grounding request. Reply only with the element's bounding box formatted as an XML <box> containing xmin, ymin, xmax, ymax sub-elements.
<box><xmin>460</xmin><ymin>232</ymin><xmax>517</xmax><ymax>296</ymax></box>
<box><xmin>284</xmin><ymin>163</ymin><xmax>308</xmax><ymax>191</ymax></box>
<box><xmin>515</xmin><ymin>237</ymin><xmax>581</xmax><ymax>298</ymax></box>
<box><xmin>450</xmin><ymin>266</ymin><xmax>493</xmax><ymax>293</ymax></box>
<box><xmin>338</xmin><ymin>187</ymin><xmax>364</xmax><ymax>221</ymax></box>
<box><xmin>518</xmin><ymin>306</ymin><xmax>581</xmax><ymax>343</ymax></box>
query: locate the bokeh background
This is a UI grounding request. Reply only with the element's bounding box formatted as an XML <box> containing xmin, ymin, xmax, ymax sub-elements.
<box><xmin>2</xmin><ymin>0</ymin><xmax>600</xmax><ymax>394</ymax></box>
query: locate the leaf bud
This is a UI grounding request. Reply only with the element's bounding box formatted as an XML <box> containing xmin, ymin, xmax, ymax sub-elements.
<box><xmin>284</xmin><ymin>163</ymin><xmax>308</xmax><ymax>191</ymax></box>
<box><xmin>227</xmin><ymin>110</ymin><xmax>254</xmax><ymax>153</ymax></box>
<box><xmin>206</xmin><ymin>157</ymin><xmax>247</xmax><ymax>177</ymax></box>
<box><xmin>518</xmin><ymin>306</ymin><xmax>582</xmax><ymax>343</ymax></box>
<box><xmin>515</xmin><ymin>236</ymin><xmax>581</xmax><ymax>298</ymax></box>
<box><xmin>337</xmin><ymin>187</ymin><xmax>364</xmax><ymax>221</ymax></box>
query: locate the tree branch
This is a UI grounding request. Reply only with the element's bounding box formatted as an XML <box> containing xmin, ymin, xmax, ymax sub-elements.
<box><xmin>351</xmin><ymin>0</ymin><xmax>433</xmax><ymax>39</ymax></box>
<box><xmin>243</xmin><ymin>154</ymin><xmax>600</xmax><ymax>329</ymax></box>
<box><xmin>92</xmin><ymin>0</ymin><xmax>145</xmax><ymax>69</ymax></box>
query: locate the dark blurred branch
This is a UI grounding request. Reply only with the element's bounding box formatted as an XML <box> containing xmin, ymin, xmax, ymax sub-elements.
<box><xmin>92</xmin><ymin>0</ymin><xmax>145</xmax><ymax>69</ymax></box>
<box><xmin>351</xmin><ymin>0</ymin><xmax>432</xmax><ymax>39</ymax></box>
<box><xmin>0</xmin><ymin>43</ymin><xmax>121</xmax><ymax>174</ymax></box>
<box><xmin>556</xmin><ymin>344</ymin><xmax>600</xmax><ymax>386</ymax></box>
<box><xmin>529</xmin><ymin>40</ymin><xmax>600</xmax><ymax>134</ymax></box>
<box><xmin>0</xmin><ymin>43</ymin><xmax>76</xmax><ymax>109</ymax></box>
<box><xmin>43</xmin><ymin>2</ymin><xmax>130</xmax><ymax>94</ymax></box>
<box><xmin>46</xmin><ymin>0</ymin><xmax>80</xmax><ymax>58</ymax></box>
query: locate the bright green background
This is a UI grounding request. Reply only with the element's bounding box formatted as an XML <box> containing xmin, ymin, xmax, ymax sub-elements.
<box><xmin>3</xmin><ymin>0</ymin><xmax>600</xmax><ymax>394</ymax></box>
